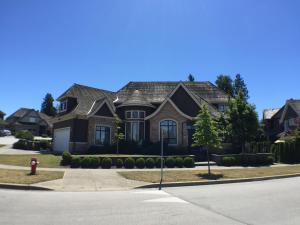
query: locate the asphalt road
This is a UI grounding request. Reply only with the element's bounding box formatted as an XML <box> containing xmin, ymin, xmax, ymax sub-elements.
<box><xmin>1</xmin><ymin>177</ymin><xmax>300</xmax><ymax>225</ymax></box>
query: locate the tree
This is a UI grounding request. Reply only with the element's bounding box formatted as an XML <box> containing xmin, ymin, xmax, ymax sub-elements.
<box><xmin>226</xmin><ymin>92</ymin><xmax>259</xmax><ymax>153</ymax></box>
<box><xmin>233</xmin><ymin>74</ymin><xmax>249</xmax><ymax>100</ymax></box>
<box><xmin>187</xmin><ymin>74</ymin><xmax>195</xmax><ymax>82</ymax></box>
<box><xmin>215</xmin><ymin>75</ymin><xmax>234</xmax><ymax>97</ymax></box>
<box><xmin>114</xmin><ymin>117</ymin><xmax>125</xmax><ymax>154</ymax></box>
<box><xmin>193</xmin><ymin>105</ymin><xmax>221</xmax><ymax>176</ymax></box>
<box><xmin>41</xmin><ymin>93</ymin><xmax>57</xmax><ymax>116</ymax></box>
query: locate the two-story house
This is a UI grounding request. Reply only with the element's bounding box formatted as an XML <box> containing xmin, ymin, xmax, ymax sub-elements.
<box><xmin>6</xmin><ymin>108</ymin><xmax>53</xmax><ymax>136</ymax></box>
<box><xmin>52</xmin><ymin>81</ymin><xmax>229</xmax><ymax>153</ymax></box>
<box><xmin>263</xmin><ymin>99</ymin><xmax>300</xmax><ymax>141</ymax></box>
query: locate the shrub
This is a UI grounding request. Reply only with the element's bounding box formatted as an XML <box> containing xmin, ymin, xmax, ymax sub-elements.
<box><xmin>124</xmin><ymin>157</ymin><xmax>135</xmax><ymax>169</ymax></box>
<box><xmin>70</xmin><ymin>157</ymin><xmax>81</xmax><ymax>168</ymax></box>
<box><xmin>33</xmin><ymin>141</ymin><xmax>40</xmax><ymax>150</ymax></box>
<box><xmin>166</xmin><ymin>157</ymin><xmax>176</xmax><ymax>168</ymax></box>
<box><xmin>102</xmin><ymin>158</ymin><xmax>112</xmax><ymax>169</ymax></box>
<box><xmin>39</xmin><ymin>140</ymin><xmax>51</xmax><ymax>149</ymax></box>
<box><xmin>90</xmin><ymin>157</ymin><xmax>100</xmax><ymax>168</ymax></box>
<box><xmin>145</xmin><ymin>158</ymin><xmax>155</xmax><ymax>168</ymax></box>
<box><xmin>175</xmin><ymin>157</ymin><xmax>184</xmax><ymax>168</ymax></box>
<box><xmin>183</xmin><ymin>157</ymin><xmax>195</xmax><ymax>168</ymax></box>
<box><xmin>136</xmin><ymin>158</ymin><xmax>145</xmax><ymax>169</ymax></box>
<box><xmin>13</xmin><ymin>139</ymin><xmax>31</xmax><ymax>150</ymax></box>
<box><xmin>222</xmin><ymin>156</ymin><xmax>236</xmax><ymax>167</ymax></box>
<box><xmin>155</xmin><ymin>158</ymin><xmax>164</xmax><ymax>168</ymax></box>
<box><xmin>116</xmin><ymin>159</ymin><xmax>124</xmax><ymax>168</ymax></box>
<box><xmin>61</xmin><ymin>151</ymin><xmax>72</xmax><ymax>166</ymax></box>
<box><xmin>81</xmin><ymin>157</ymin><xmax>92</xmax><ymax>168</ymax></box>
<box><xmin>15</xmin><ymin>130</ymin><xmax>34</xmax><ymax>140</ymax></box>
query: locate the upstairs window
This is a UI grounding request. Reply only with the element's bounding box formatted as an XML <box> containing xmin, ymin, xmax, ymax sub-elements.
<box><xmin>60</xmin><ymin>100</ymin><xmax>68</xmax><ymax>112</ymax></box>
<box><xmin>125</xmin><ymin>111</ymin><xmax>145</xmax><ymax>119</ymax></box>
<box><xmin>29</xmin><ymin>117</ymin><xmax>37</xmax><ymax>123</ymax></box>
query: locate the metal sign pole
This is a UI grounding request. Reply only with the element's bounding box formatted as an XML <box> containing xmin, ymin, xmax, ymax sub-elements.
<box><xmin>159</xmin><ymin>130</ymin><xmax>164</xmax><ymax>190</ymax></box>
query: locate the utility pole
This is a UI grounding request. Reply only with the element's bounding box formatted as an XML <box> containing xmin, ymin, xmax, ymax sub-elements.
<box><xmin>159</xmin><ymin>130</ymin><xmax>165</xmax><ymax>190</ymax></box>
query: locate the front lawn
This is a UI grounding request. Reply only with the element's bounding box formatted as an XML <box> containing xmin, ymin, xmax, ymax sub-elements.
<box><xmin>0</xmin><ymin>154</ymin><xmax>62</xmax><ymax>168</ymax></box>
<box><xmin>0</xmin><ymin>169</ymin><xmax>64</xmax><ymax>184</ymax></box>
<box><xmin>119</xmin><ymin>165</ymin><xmax>300</xmax><ymax>183</ymax></box>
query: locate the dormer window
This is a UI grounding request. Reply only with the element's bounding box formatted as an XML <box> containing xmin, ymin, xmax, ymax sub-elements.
<box><xmin>60</xmin><ymin>100</ymin><xmax>68</xmax><ymax>112</ymax></box>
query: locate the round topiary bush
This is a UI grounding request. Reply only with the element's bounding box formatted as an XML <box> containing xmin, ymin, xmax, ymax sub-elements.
<box><xmin>166</xmin><ymin>157</ymin><xmax>176</xmax><ymax>168</ymax></box>
<box><xmin>175</xmin><ymin>157</ymin><xmax>184</xmax><ymax>168</ymax></box>
<box><xmin>222</xmin><ymin>156</ymin><xmax>236</xmax><ymax>167</ymax></box>
<box><xmin>101</xmin><ymin>157</ymin><xmax>112</xmax><ymax>169</ymax></box>
<box><xmin>145</xmin><ymin>158</ymin><xmax>155</xmax><ymax>169</ymax></box>
<box><xmin>61</xmin><ymin>151</ymin><xmax>72</xmax><ymax>166</ymax></box>
<box><xmin>135</xmin><ymin>158</ymin><xmax>145</xmax><ymax>169</ymax></box>
<box><xmin>124</xmin><ymin>157</ymin><xmax>135</xmax><ymax>169</ymax></box>
<box><xmin>70</xmin><ymin>157</ymin><xmax>81</xmax><ymax>168</ymax></box>
<box><xmin>266</xmin><ymin>156</ymin><xmax>274</xmax><ymax>165</ymax></box>
<box><xmin>155</xmin><ymin>158</ymin><xmax>164</xmax><ymax>168</ymax></box>
<box><xmin>116</xmin><ymin>159</ymin><xmax>124</xmax><ymax>168</ymax></box>
<box><xmin>90</xmin><ymin>157</ymin><xmax>100</xmax><ymax>168</ymax></box>
<box><xmin>81</xmin><ymin>157</ymin><xmax>92</xmax><ymax>168</ymax></box>
<box><xmin>184</xmin><ymin>157</ymin><xmax>195</xmax><ymax>168</ymax></box>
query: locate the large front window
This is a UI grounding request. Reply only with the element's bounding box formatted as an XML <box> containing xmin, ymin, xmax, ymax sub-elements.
<box><xmin>160</xmin><ymin>120</ymin><xmax>177</xmax><ymax>145</ymax></box>
<box><xmin>95</xmin><ymin>126</ymin><xmax>111</xmax><ymax>145</ymax></box>
<box><xmin>125</xmin><ymin>111</ymin><xmax>145</xmax><ymax>142</ymax></box>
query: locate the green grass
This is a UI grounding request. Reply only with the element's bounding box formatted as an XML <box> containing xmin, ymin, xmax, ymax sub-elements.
<box><xmin>0</xmin><ymin>154</ymin><xmax>62</xmax><ymax>168</ymax></box>
<box><xmin>0</xmin><ymin>169</ymin><xmax>64</xmax><ymax>184</ymax></box>
<box><xmin>119</xmin><ymin>165</ymin><xmax>300</xmax><ymax>183</ymax></box>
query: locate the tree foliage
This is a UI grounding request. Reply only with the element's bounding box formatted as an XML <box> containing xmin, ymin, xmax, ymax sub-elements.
<box><xmin>193</xmin><ymin>105</ymin><xmax>221</xmax><ymax>149</ymax></box>
<box><xmin>215</xmin><ymin>75</ymin><xmax>234</xmax><ymax>97</ymax></box>
<box><xmin>114</xmin><ymin>117</ymin><xmax>125</xmax><ymax>154</ymax></box>
<box><xmin>41</xmin><ymin>93</ymin><xmax>57</xmax><ymax>116</ymax></box>
<box><xmin>187</xmin><ymin>74</ymin><xmax>195</xmax><ymax>82</ymax></box>
<box><xmin>226</xmin><ymin>92</ymin><xmax>259</xmax><ymax>152</ymax></box>
<box><xmin>233</xmin><ymin>74</ymin><xmax>249</xmax><ymax>100</ymax></box>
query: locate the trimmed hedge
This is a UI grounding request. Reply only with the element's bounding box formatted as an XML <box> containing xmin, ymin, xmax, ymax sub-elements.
<box><xmin>124</xmin><ymin>158</ymin><xmax>135</xmax><ymax>169</ymax></box>
<box><xmin>116</xmin><ymin>159</ymin><xmax>123</xmax><ymax>168</ymax></box>
<box><xmin>15</xmin><ymin>130</ymin><xmax>34</xmax><ymax>140</ymax></box>
<box><xmin>222</xmin><ymin>156</ymin><xmax>236</xmax><ymax>167</ymax></box>
<box><xmin>13</xmin><ymin>139</ymin><xmax>51</xmax><ymax>151</ymax></box>
<box><xmin>136</xmin><ymin>158</ymin><xmax>145</xmax><ymax>169</ymax></box>
<box><xmin>145</xmin><ymin>158</ymin><xmax>155</xmax><ymax>168</ymax></box>
<box><xmin>61</xmin><ymin>151</ymin><xmax>72</xmax><ymax>166</ymax></box>
<box><xmin>272</xmin><ymin>139</ymin><xmax>300</xmax><ymax>163</ymax></box>
<box><xmin>166</xmin><ymin>157</ymin><xmax>176</xmax><ymax>168</ymax></box>
<box><xmin>175</xmin><ymin>157</ymin><xmax>183</xmax><ymax>168</ymax></box>
<box><xmin>183</xmin><ymin>157</ymin><xmax>195</xmax><ymax>168</ymax></box>
<box><xmin>101</xmin><ymin>158</ymin><xmax>112</xmax><ymax>169</ymax></box>
<box><xmin>155</xmin><ymin>158</ymin><xmax>164</xmax><ymax>168</ymax></box>
<box><xmin>71</xmin><ymin>157</ymin><xmax>81</xmax><ymax>168</ymax></box>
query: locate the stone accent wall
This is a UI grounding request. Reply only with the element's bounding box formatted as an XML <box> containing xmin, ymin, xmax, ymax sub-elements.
<box><xmin>149</xmin><ymin>101</ymin><xmax>190</xmax><ymax>146</ymax></box>
<box><xmin>88</xmin><ymin>116</ymin><xmax>116</xmax><ymax>146</ymax></box>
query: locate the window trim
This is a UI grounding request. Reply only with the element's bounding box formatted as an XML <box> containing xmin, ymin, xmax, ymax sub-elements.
<box><xmin>158</xmin><ymin>119</ymin><xmax>178</xmax><ymax>145</ymax></box>
<box><xmin>125</xmin><ymin>110</ymin><xmax>145</xmax><ymax>119</ymax></box>
<box><xmin>60</xmin><ymin>100</ymin><xmax>68</xmax><ymax>113</ymax></box>
<box><xmin>94</xmin><ymin>124</ymin><xmax>112</xmax><ymax>146</ymax></box>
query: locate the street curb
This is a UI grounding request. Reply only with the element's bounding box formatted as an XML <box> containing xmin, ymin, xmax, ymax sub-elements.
<box><xmin>0</xmin><ymin>183</ymin><xmax>53</xmax><ymax>191</ymax></box>
<box><xmin>136</xmin><ymin>173</ymin><xmax>300</xmax><ymax>188</ymax></box>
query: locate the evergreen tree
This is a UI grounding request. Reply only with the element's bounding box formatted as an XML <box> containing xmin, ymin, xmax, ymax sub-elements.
<box><xmin>193</xmin><ymin>105</ymin><xmax>221</xmax><ymax>175</ymax></box>
<box><xmin>41</xmin><ymin>93</ymin><xmax>57</xmax><ymax>116</ymax></box>
<box><xmin>226</xmin><ymin>92</ymin><xmax>259</xmax><ymax>153</ymax></box>
<box><xmin>233</xmin><ymin>74</ymin><xmax>249</xmax><ymax>100</ymax></box>
<box><xmin>215</xmin><ymin>75</ymin><xmax>234</xmax><ymax>97</ymax></box>
<box><xmin>187</xmin><ymin>74</ymin><xmax>195</xmax><ymax>82</ymax></box>
<box><xmin>114</xmin><ymin>117</ymin><xmax>125</xmax><ymax>154</ymax></box>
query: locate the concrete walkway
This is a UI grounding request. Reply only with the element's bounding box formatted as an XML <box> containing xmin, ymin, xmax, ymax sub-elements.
<box><xmin>0</xmin><ymin>136</ymin><xmax>40</xmax><ymax>155</ymax></box>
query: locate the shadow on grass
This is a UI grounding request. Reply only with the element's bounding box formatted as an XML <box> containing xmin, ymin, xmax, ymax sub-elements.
<box><xmin>197</xmin><ymin>173</ymin><xmax>224</xmax><ymax>180</ymax></box>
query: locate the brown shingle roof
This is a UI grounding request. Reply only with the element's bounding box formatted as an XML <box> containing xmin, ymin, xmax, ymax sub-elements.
<box><xmin>116</xmin><ymin>81</ymin><xmax>228</xmax><ymax>104</ymax></box>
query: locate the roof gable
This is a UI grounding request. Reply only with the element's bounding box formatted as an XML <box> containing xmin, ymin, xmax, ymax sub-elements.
<box><xmin>95</xmin><ymin>103</ymin><xmax>114</xmax><ymax>117</ymax></box>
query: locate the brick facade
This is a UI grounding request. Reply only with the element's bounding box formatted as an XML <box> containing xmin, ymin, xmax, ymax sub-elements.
<box><xmin>149</xmin><ymin>101</ymin><xmax>190</xmax><ymax>146</ymax></box>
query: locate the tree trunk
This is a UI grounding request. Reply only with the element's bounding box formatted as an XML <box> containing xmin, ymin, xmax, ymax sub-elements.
<box><xmin>207</xmin><ymin>148</ymin><xmax>211</xmax><ymax>176</ymax></box>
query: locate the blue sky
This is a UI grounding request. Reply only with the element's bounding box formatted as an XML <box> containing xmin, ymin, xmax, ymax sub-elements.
<box><xmin>0</xmin><ymin>0</ymin><xmax>299</xmax><ymax>118</ymax></box>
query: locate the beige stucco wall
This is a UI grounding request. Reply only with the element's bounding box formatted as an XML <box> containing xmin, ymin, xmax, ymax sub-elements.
<box><xmin>87</xmin><ymin>116</ymin><xmax>116</xmax><ymax>146</ymax></box>
<box><xmin>148</xmin><ymin>101</ymin><xmax>190</xmax><ymax>146</ymax></box>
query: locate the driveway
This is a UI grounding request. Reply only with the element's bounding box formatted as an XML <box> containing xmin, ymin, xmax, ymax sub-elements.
<box><xmin>0</xmin><ymin>136</ymin><xmax>40</xmax><ymax>155</ymax></box>
<box><xmin>1</xmin><ymin>177</ymin><xmax>300</xmax><ymax>225</ymax></box>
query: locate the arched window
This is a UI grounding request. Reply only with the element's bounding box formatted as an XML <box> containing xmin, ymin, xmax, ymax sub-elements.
<box><xmin>160</xmin><ymin>120</ymin><xmax>177</xmax><ymax>145</ymax></box>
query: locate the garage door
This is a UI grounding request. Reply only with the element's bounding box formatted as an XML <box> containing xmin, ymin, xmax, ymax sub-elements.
<box><xmin>53</xmin><ymin>127</ymin><xmax>70</xmax><ymax>153</ymax></box>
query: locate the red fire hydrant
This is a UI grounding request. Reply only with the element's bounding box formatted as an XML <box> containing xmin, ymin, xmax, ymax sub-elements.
<box><xmin>30</xmin><ymin>158</ymin><xmax>39</xmax><ymax>175</ymax></box>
